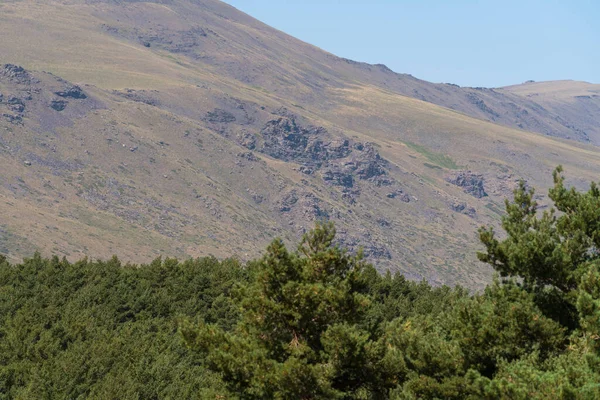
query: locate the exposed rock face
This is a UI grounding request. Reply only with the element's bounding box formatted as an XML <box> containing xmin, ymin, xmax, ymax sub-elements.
<box><xmin>260</xmin><ymin>116</ymin><xmax>330</xmax><ymax>164</ymax></box>
<box><xmin>0</xmin><ymin>64</ymin><xmax>95</xmax><ymax>128</ymax></box>
<box><xmin>447</xmin><ymin>171</ymin><xmax>488</xmax><ymax>198</ymax></box>
<box><xmin>466</xmin><ymin>92</ymin><xmax>499</xmax><ymax>118</ymax></box>
<box><xmin>362</xmin><ymin>243</ymin><xmax>392</xmax><ymax>259</ymax></box>
<box><xmin>347</xmin><ymin>143</ymin><xmax>390</xmax><ymax>184</ymax></box>
<box><xmin>237</xmin><ymin>151</ymin><xmax>259</xmax><ymax>162</ymax></box>
<box><xmin>321</xmin><ymin>165</ymin><xmax>354</xmax><ymax>188</ymax></box>
<box><xmin>7</xmin><ymin>96</ymin><xmax>25</xmax><ymax>112</ymax></box>
<box><xmin>278</xmin><ymin>190</ymin><xmax>299</xmax><ymax>212</ymax></box>
<box><xmin>50</xmin><ymin>99</ymin><xmax>68</xmax><ymax>111</ymax></box>
<box><xmin>298</xmin><ymin>166</ymin><xmax>314</xmax><ymax>175</ymax></box>
<box><xmin>387</xmin><ymin>189</ymin><xmax>411</xmax><ymax>202</ymax></box>
<box><xmin>55</xmin><ymin>85</ymin><xmax>87</xmax><ymax>99</ymax></box>
<box><xmin>1</xmin><ymin>64</ymin><xmax>32</xmax><ymax>84</ymax></box>
<box><xmin>2</xmin><ymin>113</ymin><xmax>22</xmax><ymax>124</ymax></box>
<box><xmin>237</xmin><ymin>131</ymin><xmax>256</xmax><ymax>149</ymax></box>
<box><xmin>259</xmin><ymin>114</ymin><xmax>391</xmax><ymax>190</ymax></box>
<box><xmin>277</xmin><ymin>190</ymin><xmax>329</xmax><ymax>220</ymax></box>
<box><xmin>450</xmin><ymin>201</ymin><xmax>476</xmax><ymax>217</ymax></box>
<box><xmin>320</xmin><ymin>143</ymin><xmax>391</xmax><ymax>189</ymax></box>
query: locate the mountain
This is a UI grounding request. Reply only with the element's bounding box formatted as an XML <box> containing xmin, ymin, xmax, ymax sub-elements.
<box><xmin>500</xmin><ymin>80</ymin><xmax>600</xmax><ymax>142</ymax></box>
<box><xmin>1</xmin><ymin>0</ymin><xmax>599</xmax><ymax>288</ymax></box>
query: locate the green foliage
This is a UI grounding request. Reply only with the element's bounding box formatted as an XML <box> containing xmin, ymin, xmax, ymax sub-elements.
<box><xmin>478</xmin><ymin>166</ymin><xmax>600</xmax><ymax>302</ymax></box>
<box><xmin>0</xmin><ymin>254</ymin><xmax>245</xmax><ymax>399</ymax></box>
<box><xmin>182</xmin><ymin>223</ymin><xmax>390</xmax><ymax>398</ymax></box>
<box><xmin>4</xmin><ymin>167</ymin><xmax>600</xmax><ymax>398</ymax></box>
<box><xmin>404</xmin><ymin>141</ymin><xmax>460</xmax><ymax>169</ymax></box>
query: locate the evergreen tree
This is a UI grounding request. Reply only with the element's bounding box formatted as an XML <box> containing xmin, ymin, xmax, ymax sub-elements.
<box><xmin>182</xmin><ymin>222</ymin><xmax>397</xmax><ymax>399</ymax></box>
<box><xmin>4</xmin><ymin>167</ymin><xmax>600</xmax><ymax>398</ymax></box>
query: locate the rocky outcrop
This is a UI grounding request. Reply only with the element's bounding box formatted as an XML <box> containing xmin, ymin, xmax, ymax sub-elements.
<box><xmin>387</xmin><ymin>189</ymin><xmax>411</xmax><ymax>202</ymax></box>
<box><xmin>259</xmin><ymin>114</ymin><xmax>392</xmax><ymax>191</ymax></box>
<box><xmin>260</xmin><ymin>116</ymin><xmax>330</xmax><ymax>164</ymax></box>
<box><xmin>2</xmin><ymin>113</ymin><xmax>22</xmax><ymax>124</ymax></box>
<box><xmin>245</xmin><ymin>188</ymin><xmax>264</xmax><ymax>204</ymax></box>
<box><xmin>0</xmin><ymin>64</ymin><xmax>96</xmax><ymax>129</ymax></box>
<box><xmin>0</xmin><ymin>64</ymin><xmax>32</xmax><ymax>85</ymax></box>
<box><xmin>450</xmin><ymin>201</ymin><xmax>476</xmax><ymax>217</ymax></box>
<box><xmin>321</xmin><ymin>165</ymin><xmax>354</xmax><ymax>188</ymax></box>
<box><xmin>237</xmin><ymin>131</ymin><xmax>256</xmax><ymax>149</ymax></box>
<box><xmin>278</xmin><ymin>190</ymin><xmax>299</xmax><ymax>212</ymax></box>
<box><xmin>1</xmin><ymin>94</ymin><xmax>25</xmax><ymax>124</ymax></box>
<box><xmin>447</xmin><ymin>171</ymin><xmax>488</xmax><ymax>198</ymax></box>
<box><xmin>237</xmin><ymin>151</ymin><xmax>260</xmax><ymax>162</ymax></box>
<box><xmin>277</xmin><ymin>190</ymin><xmax>329</xmax><ymax>220</ymax></box>
<box><xmin>7</xmin><ymin>96</ymin><xmax>25</xmax><ymax>113</ymax></box>
<box><xmin>466</xmin><ymin>92</ymin><xmax>499</xmax><ymax>118</ymax></box>
<box><xmin>50</xmin><ymin>99</ymin><xmax>67</xmax><ymax>111</ymax></box>
<box><xmin>346</xmin><ymin>143</ymin><xmax>390</xmax><ymax>185</ymax></box>
<box><xmin>55</xmin><ymin>85</ymin><xmax>87</xmax><ymax>99</ymax></box>
<box><xmin>320</xmin><ymin>143</ymin><xmax>391</xmax><ymax>189</ymax></box>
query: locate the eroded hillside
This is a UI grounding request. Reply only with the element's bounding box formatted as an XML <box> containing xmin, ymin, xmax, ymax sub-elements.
<box><xmin>1</xmin><ymin>0</ymin><xmax>599</xmax><ymax>287</ymax></box>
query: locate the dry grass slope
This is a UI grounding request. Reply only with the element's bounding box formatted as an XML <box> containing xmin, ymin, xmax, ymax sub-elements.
<box><xmin>0</xmin><ymin>0</ymin><xmax>599</xmax><ymax>288</ymax></box>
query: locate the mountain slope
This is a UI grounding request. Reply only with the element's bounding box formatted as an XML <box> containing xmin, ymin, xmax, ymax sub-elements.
<box><xmin>0</xmin><ymin>0</ymin><xmax>599</xmax><ymax>288</ymax></box>
<box><xmin>499</xmin><ymin>80</ymin><xmax>600</xmax><ymax>142</ymax></box>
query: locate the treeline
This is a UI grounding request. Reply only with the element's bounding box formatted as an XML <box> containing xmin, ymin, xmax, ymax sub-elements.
<box><xmin>2</xmin><ymin>167</ymin><xmax>600</xmax><ymax>399</ymax></box>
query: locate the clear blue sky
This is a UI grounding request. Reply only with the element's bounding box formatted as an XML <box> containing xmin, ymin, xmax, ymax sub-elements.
<box><xmin>223</xmin><ymin>0</ymin><xmax>598</xmax><ymax>88</ymax></box>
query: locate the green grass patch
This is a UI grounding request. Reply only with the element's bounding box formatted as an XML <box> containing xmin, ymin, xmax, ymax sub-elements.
<box><xmin>423</xmin><ymin>163</ymin><xmax>442</xmax><ymax>170</ymax></box>
<box><xmin>405</xmin><ymin>141</ymin><xmax>460</xmax><ymax>169</ymax></box>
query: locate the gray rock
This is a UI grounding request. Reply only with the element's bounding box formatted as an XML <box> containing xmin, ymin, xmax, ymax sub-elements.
<box><xmin>321</xmin><ymin>166</ymin><xmax>354</xmax><ymax>188</ymax></box>
<box><xmin>299</xmin><ymin>166</ymin><xmax>314</xmax><ymax>175</ymax></box>
<box><xmin>466</xmin><ymin>92</ymin><xmax>499</xmax><ymax>118</ymax></box>
<box><xmin>237</xmin><ymin>131</ymin><xmax>256</xmax><ymax>149</ymax></box>
<box><xmin>3</xmin><ymin>113</ymin><xmax>22</xmax><ymax>124</ymax></box>
<box><xmin>450</xmin><ymin>201</ymin><xmax>476</xmax><ymax>217</ymax></box>
<box><xmin>55</xmin><ymin>85</ymin><xmax>87</xmax><ymax>99</ymax></box>
<box><xmin>447</xmin><ymin>171</ymin><xmax>488</xmax><ymax>198</ymax></box>
<box><xmin>261</xmin><ymin>117</ymin><xmax>312</xmax><ymax>162</ymax></box>
<box><xmin>278</xmin><ymin>190</ymin><xmax>299</xmax><ymax>212</ymax></box>
<box><xmin>7</xmin><ymin>97</ymin><xmax>25</xmax><ymax>113</ymax></box>
<box><xmin>50</xmin><ymin>99</ymin><xmax>68</xmax><ymax>112</ymax></box>
<box><xmin>7</xmin><ymin>96</ymin><xmax>23</xmax><ymax>105</ymax></box>
<box><xmin>1</xmin><ymin>64</ymin><xmax>32</xmax><ymax>84</ymax></box>
<box><xmin>237</xmin><ymin>151</ymin><xmax>259</xmax><ymax>162</ymax></box>
<box><xmin>377</xmin><ymin>218</ymin><xmax>391</xmax><ymax>227</ymax></box>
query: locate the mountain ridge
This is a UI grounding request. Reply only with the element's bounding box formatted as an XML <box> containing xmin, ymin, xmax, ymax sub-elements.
<box><xmin>1</xmin><ymin>0</ymin><xmax>600</xmax><ymax>288</ymax></box>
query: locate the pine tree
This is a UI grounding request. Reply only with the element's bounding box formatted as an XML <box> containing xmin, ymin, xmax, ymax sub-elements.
<box><xmin>181</xmin><ymin>222</ymin><xmax>396</xmax><ymax>399</ymax></box>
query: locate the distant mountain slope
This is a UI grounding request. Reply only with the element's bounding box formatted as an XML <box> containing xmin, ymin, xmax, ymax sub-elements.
<box><xmin>0</xmin><ymin>0</ymin><xmax>599</xmax><ymax>288</ymax></box>
<box><xmin>499</xmin><ymin>80</ymin><xmax>600</xmax><ymax>142</ymax></box>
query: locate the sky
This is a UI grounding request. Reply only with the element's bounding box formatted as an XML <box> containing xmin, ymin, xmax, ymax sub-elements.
<box><xmin>223</xmin><ymin>0</ymin><xmax>599</xmax><ymax>88</ymax></box>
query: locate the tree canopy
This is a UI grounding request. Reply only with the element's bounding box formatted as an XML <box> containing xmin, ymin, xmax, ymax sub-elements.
<box><xmin>2</xmin><ymin>167</ymin><xmax>600</xmax><ymax>398</ymax></box>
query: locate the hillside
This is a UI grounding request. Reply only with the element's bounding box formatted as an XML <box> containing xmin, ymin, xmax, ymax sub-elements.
<box><xmin>500</xmin><ymin>80</ymin><xmax>600</xmax><ymax>142</ymax></box>
<box><xmin>0</xmin><ymin>0</ymin><xmax>599</xmax><ymax>288</ymax></box>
